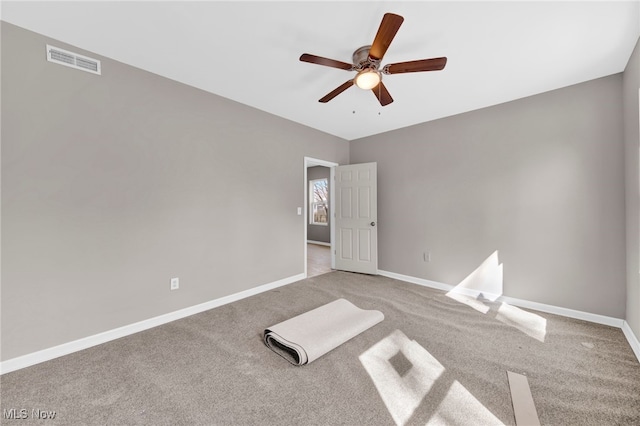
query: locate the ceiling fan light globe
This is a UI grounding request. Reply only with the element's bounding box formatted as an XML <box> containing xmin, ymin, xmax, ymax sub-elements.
<box><xmin>355</xmin><ymin>69</ymin><xmax>381</xmax><ymax>90</ymax></box>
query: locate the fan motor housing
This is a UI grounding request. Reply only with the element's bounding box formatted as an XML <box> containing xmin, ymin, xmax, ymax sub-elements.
<box><xmin>353</xmin><ymin>45</ymin><xmax>379</xmax><ymax>70</ymax></box>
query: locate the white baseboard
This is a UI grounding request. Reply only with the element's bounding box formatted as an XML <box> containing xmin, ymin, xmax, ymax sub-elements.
<box><xmin>0</xmin><ymin>273</ymin><xmax>305</xmax><ymax>375</ymax></box>
<box><xmin>497</xmin><ymin>295</ymin><xmax>623</xmax><ymax>328</ymax></box>
<box><xmin>379</xmin><ymin>270</ymin><xmax>453</xmax><ymax>293</ymax></box>
<box><xmin>307</xmin><ymin>240</ymin><xmax>331</xmax><ymax>247</ymax></box>
<box><xmin>5</xmin><ymin>270</ymin><xmax>637</xmax><ymax>374</ymax></box>
<box><xmin>380</xmin><ymin>269</ymin><xmax>639</xmax><ymax>362</ymax></box>
<box><xmin>378</xmin><ymin>269</ymin><xmax>631</xmax><ymax>339</ymax></box>
<box><xmin>622</xmin><ymin>321</ymin><xmax>640</xmax><ymax>363</ymax></box>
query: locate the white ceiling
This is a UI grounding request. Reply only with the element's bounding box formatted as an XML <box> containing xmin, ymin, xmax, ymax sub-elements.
<box><xmin>2</xmin><ymin>1</ymin><xmax>639</xmax><ymax>140</ymax></box>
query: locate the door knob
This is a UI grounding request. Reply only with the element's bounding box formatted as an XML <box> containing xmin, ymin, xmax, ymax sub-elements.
<box><xmin>370</xmin><ymin>222</ymin><xmax>376</xmax><ymax>226</ymax></box>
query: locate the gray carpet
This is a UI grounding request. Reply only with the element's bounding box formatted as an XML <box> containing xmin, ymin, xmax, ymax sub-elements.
<box><xmin>1</xmin><ymin>271</ymin><xmax>639</xmax><ymax>425</ymax></box>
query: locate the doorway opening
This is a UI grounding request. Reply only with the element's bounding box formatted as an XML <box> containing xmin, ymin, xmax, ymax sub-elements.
<box><xmin>304</xmin><ymin>157</ymin><xmax>338</xmax><ymax>278</ymax></box>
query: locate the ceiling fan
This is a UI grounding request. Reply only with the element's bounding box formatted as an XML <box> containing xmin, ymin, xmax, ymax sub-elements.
<box><xmin>300</xmin><ymin>13</ymin><xmax>447</xmax><ymax>106</ymax></box>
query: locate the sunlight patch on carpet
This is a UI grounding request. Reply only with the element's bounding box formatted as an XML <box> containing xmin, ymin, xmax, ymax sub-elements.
<box><xmin>445</xmin><ymin>250</ymin><xmax>547</xmax><ymax>342</ymax></box>
<box><xmin>359</xmin><ymin>330</ymin><xmax>443</xmax><ymax>425</ymax></box>
<box><xmin>496</xmin><ymin>303</ymin><xmax>547</xmax><ymax>343</ymax></box>
<box><xmin>360</xmin><ymin>330</ymin><xmax>501</xmax><ymax>426</ymax></box>
<box><xmin>446</xmin><ymin>291</ymin><xmax>491</xmax><ymax>314</ymax></box>
<box><xmin>446</xmin><ymin>251</ymin><xmax>504</xmax><ymax>309</ymax></box>
<box><xmin>430</xmin><ymin>380</ymin><xmax>502</xmax><ymax>426</ymax></box>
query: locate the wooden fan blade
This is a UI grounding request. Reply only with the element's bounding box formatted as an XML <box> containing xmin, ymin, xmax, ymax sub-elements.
<box><xmin>384</xmin><ymin>57</ymin><xmax>447</xmax><ymax>74</ymax></box>
<box><xmin>300</xmin><ymin>53</ymin><xmax>353</xmax><ymax>71</ymax></box>
<box><xmin>368</xmin><ymin>13</ymin><xmax>404</xmax><ymax>61</ymax></box>
<box><xmin>371</xmin><ymin>81</ymin><xmax>393</xmax><ymax>106</ymax></box>
<box><xmin>319</xmin><ymin>80</ymin><xmax>354</xmax><ymax>103</ymax></box>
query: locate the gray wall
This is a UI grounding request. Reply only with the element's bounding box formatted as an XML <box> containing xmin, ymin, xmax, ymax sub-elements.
<box><xmin>624</xmin><ymin>37</ymin><xmax>640</xmax><ymax>337</ymax></box>
<box><xmin>307</xmin><ymin>166</ymin><xmax>330</xmax><ymax>244</ymax></box>
<box><xmin>1</xmin><ymin>23</ymin><xmax>349</xmax><ymax>361</ymax></box>
<box><xmin>351</xmin><ymin>75</ymin><xmax>626</xmax><ymax>318</ymax></box>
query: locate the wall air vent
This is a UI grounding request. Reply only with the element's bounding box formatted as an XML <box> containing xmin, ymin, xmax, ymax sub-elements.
<box><xmin>46</xmin><ymin>45</ymin><xmax>101</xmax><ymax>75</ymax></box>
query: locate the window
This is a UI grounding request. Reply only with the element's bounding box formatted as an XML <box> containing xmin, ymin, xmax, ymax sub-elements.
<box><xmin>309</xmin><ymin>178</ymin><xmax>329</xmax><ymax>225</ymax></box>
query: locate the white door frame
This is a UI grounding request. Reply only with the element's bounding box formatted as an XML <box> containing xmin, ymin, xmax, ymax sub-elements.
<box><xmin>304</xmin><ymin>157</ymin><xmax>339</xmax><ymax>277</ymax></box>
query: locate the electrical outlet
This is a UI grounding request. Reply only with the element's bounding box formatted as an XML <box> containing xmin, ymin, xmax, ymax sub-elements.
<box><xmin>170</xmin><ymin>277</ymin><xmax>179</xmax><ymax>290</ymax></box>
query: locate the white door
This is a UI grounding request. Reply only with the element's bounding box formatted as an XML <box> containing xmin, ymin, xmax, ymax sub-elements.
<box><xmin>335</xmin><ymin>162</ymin><xmax>378</xmax><ymax>274</ymax></box>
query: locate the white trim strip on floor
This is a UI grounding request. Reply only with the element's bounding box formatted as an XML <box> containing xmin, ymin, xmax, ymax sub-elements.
<box><xmin>507</xmin><ymin>371</ymin><xmax>541</xmax><ymax>426</ymax></box>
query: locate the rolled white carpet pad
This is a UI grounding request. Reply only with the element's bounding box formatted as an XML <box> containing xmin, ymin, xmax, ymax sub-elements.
<box><xmin>264</xmin><ymin>298</ymin><xmax>384</xmax><ymax>365</ymax></box>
